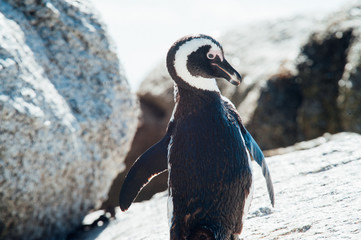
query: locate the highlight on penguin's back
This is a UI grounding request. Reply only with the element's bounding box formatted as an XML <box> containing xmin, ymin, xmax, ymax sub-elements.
<box><xmin>118</xmin><ymin>34</ymin><xmax>274</xmax><ymax>239</ymax></box>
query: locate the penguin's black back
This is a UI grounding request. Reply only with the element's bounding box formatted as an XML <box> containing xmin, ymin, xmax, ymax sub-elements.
<box><xmin>169</xmin><ymin>88</ymin><xmax>252</xmax><ymax>239</ymax></box>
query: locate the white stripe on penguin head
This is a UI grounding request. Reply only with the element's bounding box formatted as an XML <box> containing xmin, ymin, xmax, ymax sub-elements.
<box><xmin>174</xmin><ymin>37</ymin><xmax>222</xmax><ymax>92</ymax></box>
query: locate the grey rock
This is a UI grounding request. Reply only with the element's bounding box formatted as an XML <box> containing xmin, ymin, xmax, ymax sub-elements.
<box><xmin>0</xmin><ymin>0</ymin><xmax>139</xmax><ymax>239</ymax></box>
<box><xmin>296</xmin><ymin>9</ymin><xmax>354</xmax><ymax>140</ymax></box>
<box><xmin>263</xmin><ymin>133</ymin><xmax>333</xmax><ymax>157</ymax></box>
<box><xmin>335</xmin><ymin>3</ymin><xmax>361</xmax><ymax>133</ymax></box>
<box><xmin>72</xmin><ymin>132</ymin><xmax>361</xmax><ymax>239</ymax></box>
<box><xmin>293</xmin><ymin>2</ymin><xmax>361</xmax><ymax>141</ymax></box>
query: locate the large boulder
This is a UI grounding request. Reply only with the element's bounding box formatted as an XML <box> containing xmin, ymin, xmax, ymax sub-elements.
<box><xmin>333</xmin><ymin>3</ymin><xmax>361</xmax><ymax>133</ymax></box>
<box><xmin>296</xmin><ymin>12</ymin><xmax>354</xmax><ymax>140</ymax></box>
<box><xmin>248</xmin><ymin>1</ymin><xmax>361</xmax><ymax>145</ymax></box>
<box><xmin>0</xmin><ymin>0</ymin><xmax>138</xmax><ymax>239</ymax></box>
<box><xmin>71</xmin><ymin>132</ymin><xmax>361</xmax><ymax>239</ymax></box>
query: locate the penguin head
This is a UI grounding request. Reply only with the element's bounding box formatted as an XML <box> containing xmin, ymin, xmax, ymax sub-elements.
<box><xmin>166</xmin><ymin>34</ymin><xmax>242</xmax><ymax>92</ymax></box>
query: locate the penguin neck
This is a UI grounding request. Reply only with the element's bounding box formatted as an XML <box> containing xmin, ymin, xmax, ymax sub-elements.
<box><xmin>176</xmin><ymin>85</ymin><xmax>222</xmax><ymax>114</ymax></box>
<box><xmin>178</xmin><ymin>86</ymin><xmax>220</xmax><ymax>100</ymax></box>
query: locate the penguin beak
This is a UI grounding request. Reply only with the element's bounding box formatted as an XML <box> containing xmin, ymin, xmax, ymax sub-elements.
<box><xmin>211</xmin><ymin>59</ymin><xmax>242</xmax><ymax>86</ymax></box>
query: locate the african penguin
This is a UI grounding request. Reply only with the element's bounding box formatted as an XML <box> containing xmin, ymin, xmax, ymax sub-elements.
<box><xmin>119</xmin><ymin>34</ymin><xmax>274</xmax><ymax>240</ymax></box>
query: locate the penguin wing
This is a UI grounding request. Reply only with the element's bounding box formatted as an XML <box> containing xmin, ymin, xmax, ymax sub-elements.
<box><xmin>119</xmin><ymin>134</ymin><xmax>171</xmax><ymax>211</ymax></box>
<box><xmin>221</xmin><ymin>96</ymin><xmax>274</xmax><ymax>206</ymax></box>
<box><xmin>240</xmin><ymin>126</ymin><xmax>275</xmax><ymax>207</ymax></box>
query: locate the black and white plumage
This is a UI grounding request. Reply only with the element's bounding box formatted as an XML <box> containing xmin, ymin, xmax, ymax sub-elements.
<box><xmin>119</xmin><ymin>34</ymin><xmax>274</xmax><ymax>240</ymax></box>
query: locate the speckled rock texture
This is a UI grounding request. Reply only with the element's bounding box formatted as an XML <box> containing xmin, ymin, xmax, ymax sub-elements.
<box><xmin>0</xmin><ymin>0</ymin><xmax>138</xmax><ymax>239</ymax></box>
<box><xmin>71</xmin><ymin>132</ymin><xmax>361</xmax><ymax>240</ymax></box>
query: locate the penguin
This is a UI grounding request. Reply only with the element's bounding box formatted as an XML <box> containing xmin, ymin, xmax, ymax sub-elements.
<box><xmin>119</xmin><ymin>34</ymin><xmax>274</xmax><ymax>240</ymax></box>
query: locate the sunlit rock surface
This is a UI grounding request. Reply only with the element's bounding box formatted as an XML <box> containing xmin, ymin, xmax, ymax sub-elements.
<box><xmin>0</xmin><ymin>0</ymin><xmax>138</xmax><ymax>239</ymax></box>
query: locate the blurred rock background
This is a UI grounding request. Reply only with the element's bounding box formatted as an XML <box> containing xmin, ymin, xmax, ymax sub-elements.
<box><xmin>1</xmin><ymin>0</ymin><xmax>361</xmax><ymax>239</ymax></box>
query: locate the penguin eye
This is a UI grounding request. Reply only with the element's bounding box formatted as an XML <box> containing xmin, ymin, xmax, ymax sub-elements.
<box><xmin>207</xmin><ymin>53</ymin><xmax>215</xmax><ymax>60</ymax></box>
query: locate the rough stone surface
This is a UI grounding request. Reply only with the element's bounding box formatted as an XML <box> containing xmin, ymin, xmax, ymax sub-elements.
<box><xmin>0</xmin><ymin>0</ymin><xmax>138</xmax><ymax>239</ymax></box>
<box><xmin>71</xmin><ymin>132</ymin><xmax>361</xmax><ymax>240</ymax></box>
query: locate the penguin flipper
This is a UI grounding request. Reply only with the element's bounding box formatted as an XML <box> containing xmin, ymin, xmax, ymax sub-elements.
<box><xmin>221</xmin><ymin>96</ymin><xmax>275</xmax><ymax>206</ymax></box>
<box><xmin>118</xmin><ymin>135</ymin><xmax>170</xmax><ymax>211</ymax></box>
<box><xmin>241</xmin><ymin>126</ymin><xmax>275</xmax><ymax>207</ymax></box>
